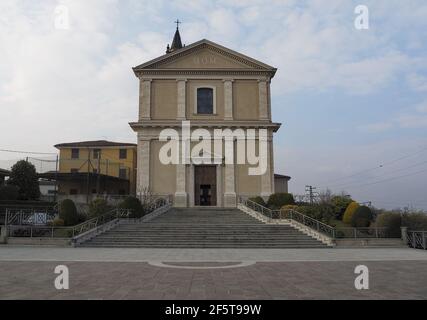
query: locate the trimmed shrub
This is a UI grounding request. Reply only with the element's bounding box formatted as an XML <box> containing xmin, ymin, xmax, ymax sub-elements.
<box><xmin>118</xmin><ymin>196</ymin><xmax>144</xmax><ymax>218</ymax></box>
<box><xmin>351</xmin><ymin>205</ymin><xmax>374</xmax><ymax>227</ymax></box>
<box><xmin>88</xmin><ymin>198</ymin><xmax>111</xmax><ymax>218</ymax></box>
<box><xmin>267</xmin><ymin>193</ymin><xmax>295</xmax><ymax>209</ymax></box>
<box><xmin>249</xmin><ymin>196</ymin><xmax>267</xmax><ymax>207</ymax></box>
<box><xmin>59</xmin><ymin>199</ymin><xmax>79</xmax><ymax>226</ymax></box>
<box><xmin>342</xmin><ymin>201</ymin><xmax>359</xmax><ymax>224</ymax></box>
<box><xmin>376</xmin><ymin>213</ymin><xmax>401</xmax><ymax>238</ymax></box>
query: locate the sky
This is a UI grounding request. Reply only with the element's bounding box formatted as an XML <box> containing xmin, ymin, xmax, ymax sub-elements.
<box><xmin>1</xmin><ymin>0</ymin><xmax>427</xmax><ymax>210</ymax></box>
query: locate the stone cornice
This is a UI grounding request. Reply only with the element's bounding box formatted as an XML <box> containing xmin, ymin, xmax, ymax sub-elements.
<box><xmin>136</xmin><ymin>69</ymin><xmax>275</xmax><ymax>79</ymax></box>
<box><xmin>129</xmin><ymin>120</ymin><xmax>281</xmax><ymax>132</ymax></box>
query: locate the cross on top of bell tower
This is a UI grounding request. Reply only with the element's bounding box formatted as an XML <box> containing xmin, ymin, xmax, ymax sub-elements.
<box><xmin>166</xmin><ymin>19</ymin><xmax>184</xmax><ymax>54</ymax></box>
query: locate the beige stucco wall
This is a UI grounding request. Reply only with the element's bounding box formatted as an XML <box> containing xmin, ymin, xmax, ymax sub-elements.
<box><xmin>233</xmin><ymin>80</ymin><xmax>259</xmax><ymax>120</ymax></box>
<box><xmin>151</xmin><ymin>80</ymin><xmax>177</xmax><ymax>120</ymax></box>
<box><xmin>150</xmin><ymin>140</ymin><xmax>177</xmax><ymax>195</ymax></box>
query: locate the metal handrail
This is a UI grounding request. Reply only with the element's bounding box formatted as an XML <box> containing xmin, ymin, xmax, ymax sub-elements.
<box><xmin>238</xmin><ymin>197</ymin><xmax>335</xmax><ymax>238</ymax></box>
<box><xmin>279</xmin><ymin>208</ymin><xmax>336</xmax><ymax>238</ymax></box>
<box><xmin>70</xmin><ymin>208</ymin><xmax>132</xmax><ymax>238</ymax></box>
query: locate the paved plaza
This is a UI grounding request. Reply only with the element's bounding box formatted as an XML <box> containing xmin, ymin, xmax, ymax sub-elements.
<box><xmin>0</xmin><ymin>247</ymin><xmax>426</xmax><ymax>299</ymax></box>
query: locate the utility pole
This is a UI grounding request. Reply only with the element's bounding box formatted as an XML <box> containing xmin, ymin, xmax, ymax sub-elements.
<box><xmin>305</xmin><ymin>185</ymin><xmax>317</xmax><ymax>205</ymax></box>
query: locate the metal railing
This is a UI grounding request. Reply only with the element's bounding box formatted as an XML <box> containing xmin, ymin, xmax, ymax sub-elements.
<box><xmin>239</xmin><ymin>197</ymin><xmax>336</xmax><ymax>238</ymax></box>
<box><xmin>5</xmin><ymin>208</ymin><xmax>56</xmax><ymax>226</ymax></box>
<box><xmin>238</xmin><ymin>197</ymin><xmax>396</xmax><ymax>240</ymax></box>
<box><xmin>407</xmin><ymin>231</ymin><xmax>427</xmax><ymax>250</ymax></box>
<box><xmin>280</xmin><ymin>209</ymin><xmax>336</xmax><ymax>239</ymax></box>
<box><xmin>4</xmin><ymin>208</ymin><xmax>131</xmax><ymax>239</ymax></box>
<box><xmin>334</xmin><ymin>227</ymin><xmax>388</xmax><ymax>239</ymax></box>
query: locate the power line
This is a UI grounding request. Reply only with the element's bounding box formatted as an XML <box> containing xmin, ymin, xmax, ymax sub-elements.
<box><xmin>321</xmin><ymin>145</ymin><xmax>427</xmax><ymax>186</ymax></box>
<box><xmin>0</xmin><ymin>149</ymin><xmax>57</xmax><ymax>155</ymax></box>
<box><xmin>327</xmin><ymin>159</ymin><xmax>427</xmax><ymax>189</ymax></box>
<box><xmin>338</xmin><ymin>167</ymin><xmax>427</xmax><ymax>191</ymax></box>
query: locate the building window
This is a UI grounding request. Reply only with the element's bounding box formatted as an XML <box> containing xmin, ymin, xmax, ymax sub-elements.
<box><xmin>119</xmin><ymin>149</ymin><xmax>127</xmax><ymax>159</ymax></box>
<box><xmin>196</xmin><ymin>87</ymin><xmax>215</xmax><ymax>114</ymax></box>
<box><xmin>119</xmin><ymin>168</ymin><xmax>127</xmax><ymax>179</ymax></box>
<box><xmin>93</xmin><ymin>169</ymin><xmax>98</xmax><ymax>174</ymax></box>
<box><xmin>93</xmin><ymin>149</ymin><xmax>101</xmax><ymax>159</ymax></box>
<box><xmin>71</xmin><ymin>148</ymin><xmax>79</xmax><ymax>159</ymax></box>
<box><xmin>69</xmin><ymin>189</ymin><xmax>78</xmax><ymax>195</ymax></box>
<box><xmin>70</xmin><ymin>168</ymin><xmax>78</xmax><ymax>174</ymax></box>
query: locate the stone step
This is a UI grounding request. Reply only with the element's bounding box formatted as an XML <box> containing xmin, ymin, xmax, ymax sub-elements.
<box><xmin>79</xmin><ymin>208</ymin><xmax>329</xmax><ymax>248</ymax></box>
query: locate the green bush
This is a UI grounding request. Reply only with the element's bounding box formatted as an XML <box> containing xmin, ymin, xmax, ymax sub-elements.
<box><xmin>402</xmin><ymin>213</ymin><xmax>427</xmax><ymax>230</ymax></box>
<box><xmin>249</xmin><ymin>196</ymin><xmax>267</xmax><ymax>207</ymax></box>
<box><xmin>118</xmin><ymin>196</ymin><xmax>144</xmax><ymax>218</ymax></box>
<box><xmin>343</xmin><ymin>201</ymin><xmax>359</xmax><ymax>224</ymax></box>
<box><xmin>0</xmin><ymin>185</ymin><xmax>19</xmax><ymax>200</ymax></box>
<box><xmin>351</xmin><ymin>206</ymin><xmax>373</xmax><ymax>227</ymax></box>
<box><xmin>267</xmin><ymin>193</ymin><xmax>295</xmax><ymax>209</ymax></box>
<box><xmin>59</xmin><ymin>199</ymin><xmax>79</xmax><ymax>226</ymax></box>
<box><xmin>88</xmin><ymin>198</ymin><xmax>111</xmax><ymax>218</ymax></box>
<box><xmin>297</xmin><ymin>204</ymin><xmax>335</xmax><ymax>224</ymax></box>
<box><xmin>331</xmin><ymin>195</ymin><xmax>353</xmax><ymax>220</ymax></box>
<box><xmin>376</xmin><ymin>213</ymin><xmax>401</xmax><ymax>237</ymax></box>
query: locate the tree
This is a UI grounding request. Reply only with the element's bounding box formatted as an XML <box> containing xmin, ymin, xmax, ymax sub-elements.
<box><xmin>0</xmin><ymin>185</ymin><xmax>19</xmax><ymax>200</ymax></box>
<box><xmin>342</xmin><ymin>201</ymin><xmax>359</xmax><ymax>224</ymax></box>
<box><xmin>7</xmin><ymin>160</ymin><xmax>40</xmax><ymax>200</ymax></box>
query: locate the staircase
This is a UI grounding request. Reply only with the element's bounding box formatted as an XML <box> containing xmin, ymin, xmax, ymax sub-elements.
<box><xmin>79</xmin><ymin>208</ymin><xmax>329</xmax><ymax>248</ymax></box>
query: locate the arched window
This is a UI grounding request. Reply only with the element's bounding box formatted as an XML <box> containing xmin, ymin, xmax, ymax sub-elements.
<box><xmin>197</xmin><ymin>87</ymin><xmax>214</xmax><ymax>114</ymax></box>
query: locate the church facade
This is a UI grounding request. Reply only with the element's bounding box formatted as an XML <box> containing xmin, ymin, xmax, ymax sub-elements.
<box><xmin>130</xmin><ymin>28</ymin><xmax>281</xmax><ymax>208</ymax></box>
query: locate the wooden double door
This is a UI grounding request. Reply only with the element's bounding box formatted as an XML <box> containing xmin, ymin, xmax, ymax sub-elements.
<box><xmin>194</xmin><ymin>165</ymin><xmax>217</xmax><ymax>206</ymax></box>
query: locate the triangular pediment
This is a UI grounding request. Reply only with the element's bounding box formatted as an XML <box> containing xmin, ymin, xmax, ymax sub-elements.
<box><xmin>134</xmin><ymin>39</ymin><xmax>276</xmax><ymax>72</ymax></box>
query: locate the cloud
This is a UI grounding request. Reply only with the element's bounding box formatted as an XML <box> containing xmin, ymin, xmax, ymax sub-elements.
<box><xmin>359</xmin><ymin>99</ymin><xmax>427</xmax><ymax>132</ymax></box>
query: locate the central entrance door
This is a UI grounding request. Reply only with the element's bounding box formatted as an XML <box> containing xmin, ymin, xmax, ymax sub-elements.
<box><xmin>194</xmin><ymin>165</ymin><xmax>217</xmax><ymax>206</ymax></box>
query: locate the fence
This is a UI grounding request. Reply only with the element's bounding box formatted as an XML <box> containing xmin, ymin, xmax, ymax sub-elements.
<box><xmin>407</xmin><ymin>231</ymin><xmax>427</xmax><ymax>250</ymax></box>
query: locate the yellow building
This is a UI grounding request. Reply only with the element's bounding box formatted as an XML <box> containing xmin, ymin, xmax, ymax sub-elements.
<box><xmin>41</xmin><ymin>140</ymin><xmax>137</xmax><ymax>202</ymax></box>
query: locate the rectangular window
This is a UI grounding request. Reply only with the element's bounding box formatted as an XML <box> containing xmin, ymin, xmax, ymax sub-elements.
<box><xmin>197</xmin><ymin>88</ymin><xmax>214</xmax><ymax>114</ymax></box>
<box><xmin>69</xmin><ymin>189</ymin><xmax>78</xmax><ymax>195</ymax></box>
<box><xmin>119</xmin><ymin>168</ymin><xmax>127</xmax><ymax>179</ymax></box>
<box><xmin>71</xmin><ymin>148</ymin><xmax>79</xmax><ymax>159</ymax></box>
<box><xmin>93</xmin><ymin>149</ymin><xmax>101</xmax><ymax>159</ymax></box>
<box><xmin>119</xmin><ymin>149</ymin><xmax>127</xmax><ymax>159</ymax></box>
<box><xmin>70</xmin><ymin>168</ymin><xmax>78</xmax><ymax>174</ymax></box>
